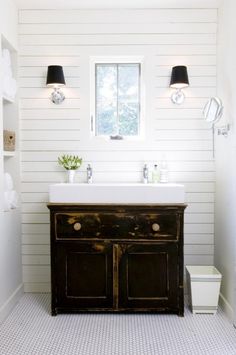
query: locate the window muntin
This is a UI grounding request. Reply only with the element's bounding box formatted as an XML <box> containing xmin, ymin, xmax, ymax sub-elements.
<box><xmin>95</xmin><ymin>63</ymin><xmax>141</xmax><ymax>138</ymax></box>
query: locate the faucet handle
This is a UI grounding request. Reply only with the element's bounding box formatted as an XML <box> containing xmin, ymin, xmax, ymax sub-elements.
<box><xmin>143</xmin><ymin>163</ymin><xmax>149</xmax><ymax>183</ymax></box>
<box><xmin>143</xmin><ymin>163</ymin><xmax>148</xmax><ymax>172</ymax></box>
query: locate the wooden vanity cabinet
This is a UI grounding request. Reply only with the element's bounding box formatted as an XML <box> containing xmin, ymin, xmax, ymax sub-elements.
<box><xmin>47</xmin><ymin>204</ymin><xmax>186</xmax><ymax>316</ymax></box>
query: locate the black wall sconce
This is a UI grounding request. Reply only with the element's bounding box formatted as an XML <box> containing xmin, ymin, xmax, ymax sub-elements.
<box><xmin>170</xmin><ymin>65</ymin><xmax>189</xmax><ymax>105</ymax></box>
<box><xmin>46</xmin><ymin>65</ymin><xmax>66</xmax><ymax>104</ymax></box>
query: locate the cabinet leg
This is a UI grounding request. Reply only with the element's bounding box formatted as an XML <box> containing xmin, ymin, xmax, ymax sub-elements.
<box><xmin>51</xmin><ymin>308</ymin><xmax>57</xmax><ymax>316</ymax></box>
<box><xmin>178</xmin><ymin>300</ymin><xmax>184</xmax><ymax>316</ymax></box>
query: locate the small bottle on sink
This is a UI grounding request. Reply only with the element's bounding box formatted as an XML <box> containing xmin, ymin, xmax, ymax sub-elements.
<box><xmin>152</xmin><ymin>164</ymin><xmax>160</xmax><ymax>183</ymax></box>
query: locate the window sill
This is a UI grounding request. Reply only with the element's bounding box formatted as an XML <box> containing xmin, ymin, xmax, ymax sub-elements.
<box><xmin>90</xmin><ymin>134</ymin><xmax>145</xmax><ymax>143</ymax></box>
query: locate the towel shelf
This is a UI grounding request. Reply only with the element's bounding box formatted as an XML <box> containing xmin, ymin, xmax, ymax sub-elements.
<box><xmin>3</xmin><ymin>95</ymin><xmax>15</xmax><ymax>103</ymax></box>
<box><xmin>3</xmin><ymin>151</ymin><xmax>15</xmax><ymax>157</ymax></box>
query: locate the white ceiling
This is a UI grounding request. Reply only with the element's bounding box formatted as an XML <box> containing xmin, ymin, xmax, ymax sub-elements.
<box><xmin>13</xmin><ymin>0</ymin><xmax>221</xmax><ymax>10</ymax></box>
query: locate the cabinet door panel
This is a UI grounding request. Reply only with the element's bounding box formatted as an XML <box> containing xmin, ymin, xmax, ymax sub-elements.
<box><xmin>118</xmin><ymin>243</ymin><xmax>179</xmax><ymax>311</ymax></box>
<box><xmin>54</xmin><ymin>242</ymin><xmax>113</xmax><ymax>309</ymax></box>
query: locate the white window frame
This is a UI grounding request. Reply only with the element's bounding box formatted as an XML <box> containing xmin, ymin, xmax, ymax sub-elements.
<box><xmin>90</xmin><ymin>56</ymin><xmax>145</xmax><ymax>141</ymax></box>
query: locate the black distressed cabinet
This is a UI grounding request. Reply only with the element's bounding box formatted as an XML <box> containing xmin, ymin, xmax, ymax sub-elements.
<box><xmin>47</xmin><ymin>204</ymin><xmax>186</xmax><ymax>316</ymax></box>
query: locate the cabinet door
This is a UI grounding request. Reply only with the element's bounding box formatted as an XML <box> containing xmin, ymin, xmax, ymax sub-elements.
<box><xmin>54</xmin><ymin>242</ymin><xmax>113</xmax><ymax>310</ymax></box>
<box><xmin>118</xmin><ymin>243</ymin><xmax>179</xmax><ymax>311</ymax></box>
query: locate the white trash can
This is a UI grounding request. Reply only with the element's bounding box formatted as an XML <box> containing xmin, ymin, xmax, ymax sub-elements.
<box><xmin>186</xmin><ymin>265</ymin><xmax>222</xmax><ymax>314</ymax></box>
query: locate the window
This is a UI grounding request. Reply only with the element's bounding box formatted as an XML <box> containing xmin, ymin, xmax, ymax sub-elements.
<box><xmin>91</xmin><ymin>59</ymin><xmax>142</xmax><ymax>139</ymax></box>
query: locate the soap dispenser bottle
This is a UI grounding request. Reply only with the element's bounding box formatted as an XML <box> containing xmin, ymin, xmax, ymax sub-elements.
<box><xmin>152</xmin><ymin>164</ymin><xmax>160</xmax><ymax>183</ymax></box>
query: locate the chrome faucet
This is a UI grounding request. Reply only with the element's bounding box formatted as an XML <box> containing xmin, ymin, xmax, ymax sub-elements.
<box><xmin>143</xmin><ymin>164</ymin><xmax>149</xmax><ymax>184</ymax></box>
<box><xmin>87</xmin><ymin>164</ymin><xmax>93</xmax><ymax>184</ymax></box>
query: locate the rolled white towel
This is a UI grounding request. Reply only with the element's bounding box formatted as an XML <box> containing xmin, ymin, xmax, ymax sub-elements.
<box><xmin>2</xmin><ymin>49</ymin><xmax>13</xmax><ymax>79</ymax></box>
<box><xmin>9</xmin><ymin>190</ymin><xmax>18</xmax><ymax>209</ymax></box>
<box><xmin>2</xmin><ymin>48</ymin><xmax>12</xmax><ymax>68</ymax></box>
<box><xmin>8</xmin><ymin>77</ymin><xmax>17</xmax><ymax>98</ymax></box>
<box><xmin>2</xmin><ymin>66</ymin><xmax>12</xmax><ymax>78</ymax></box>
<box><xmin>4</xmin><ymin>172</ymin><xmax>14</xmax><ymax>191</ymax></box>
<box><xmin>2</xmin><ymin>49</ymin><xmax>17</xmax><ymax>100</ymax></box>
<box><xmin>3</xmin><ymin>76</ymin><xmax>17</xmax><ymax>101</ymax></box>
<box><xmin>4</xmin><ymin>191</ymin><xmax>11</xmax><ymax>211</ymax></box>
<box><xmin>3</xmin><ymin>75</ymin><xmax>11</xmax><ymax>98</ymax></box>
<box><xmin>4</xmin><ymin>190</ymin><xmax>18</xmax><ymax>209</ymax></box>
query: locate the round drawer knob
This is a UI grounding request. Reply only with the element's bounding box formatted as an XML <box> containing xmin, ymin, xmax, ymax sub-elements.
<box><xmin>73</xmin><ymin>222</ymin><xmax>82</xmax><ymax>231</ymax></box>
<box><xmin>152</xmin><ymin>223</ymin><xmax>160</xmax><ymax>232</ymax></box>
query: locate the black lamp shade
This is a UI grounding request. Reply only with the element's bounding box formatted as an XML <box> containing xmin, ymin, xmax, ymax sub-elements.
<box><xmin>46</xmin><ymin>65</ymin><xmax>65</xmax><ymax>87</ymax></box>
<box><xmin>170</xmin><ymin>66</ymin><xmax>189</xmax><ymax>89</ymax></box>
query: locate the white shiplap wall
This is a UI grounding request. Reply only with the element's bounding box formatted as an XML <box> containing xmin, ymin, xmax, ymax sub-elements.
<box><xmin>19</xmin><ymin>8</ymin><xmax>217</xmax><ymax>292</ymax></box>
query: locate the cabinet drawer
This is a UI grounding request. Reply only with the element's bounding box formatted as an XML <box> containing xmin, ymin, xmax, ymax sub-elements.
<box><xmin>54</xmin><ymin>211</ymin><xmax>178</xmax><ymax>240</ymax></box>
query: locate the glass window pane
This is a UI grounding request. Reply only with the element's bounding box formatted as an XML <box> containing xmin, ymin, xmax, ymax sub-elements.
<box><xmin>118</xmin><ymin>102</ymin><xmax>139</xmax><ymax>136</ymax></box>
<box><xmin>95</xmin><ymin>63</ymin><xmax>140</xmax><ymax>137</ymax></box>
<box><xmin>118</xmin><ymin>64</ymin><xmax>139</xmax><ymax>101</ymax></box>
<box><xmin>118</xmin><ymin>64</ymin><xmax>140</xmax><ymax>136</ymax></box>
<box><xmin>96</xmin><ymin>64</ymin><xmax>117</xmax><ymax>135</ymax></box>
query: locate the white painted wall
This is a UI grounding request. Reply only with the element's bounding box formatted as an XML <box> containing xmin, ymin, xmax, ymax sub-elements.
<box><xmin>215</xmin><ymin>0</ymin><xmax>236</xmax><ymax>322</ymax></box>
<box><xmin>19</xmin><ymin>8</ymin><xmax>217</xmax><ymax>292</ymax></box>
<box><xmin>15</xmin><ymin>0</ymin><xmax>221</xmax><ymax>10</ymax></box>
<box><xmin>0</xmin><ymin>0</ymin><xmax>18</xmax><ymax>50</ymax></box>
<box><xmin>0</xmin><ymin>0</ymin><xmax>23</xmax><ymax>323</ymax></box>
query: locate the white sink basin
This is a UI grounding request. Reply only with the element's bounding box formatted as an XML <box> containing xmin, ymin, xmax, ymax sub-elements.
<box><xmin>49</xmin><ymin>183</ymin><xmax>185</xmax><ymax>204</ymax></box>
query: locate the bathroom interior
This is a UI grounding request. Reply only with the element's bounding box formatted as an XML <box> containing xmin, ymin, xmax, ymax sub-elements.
<box><xmin>0</xmin><ymin>0</ymin><xmax>236</xmax><ymax>353</ymax></box>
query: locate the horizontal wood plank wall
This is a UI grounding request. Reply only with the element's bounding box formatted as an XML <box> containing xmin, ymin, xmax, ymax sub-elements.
<box><xmin>19</xmin><ymin>8</ymin><xmax>217</xmax><ymax>292</ymax></box>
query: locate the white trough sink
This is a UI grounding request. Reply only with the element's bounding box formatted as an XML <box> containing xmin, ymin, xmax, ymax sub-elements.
<box><xmin>49</xmin><ymin>183</ymin><xmax>185</xmax><ymax>204</ymax></box>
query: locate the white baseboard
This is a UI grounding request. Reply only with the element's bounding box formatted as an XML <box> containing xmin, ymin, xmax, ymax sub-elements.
<box><xmin>0</xmin><ymin>284</ymin><xmax>24</xmax><ymax>323</ymax></box>
<box><xmin>219</xmin><ymin>292</ymin><xmax>234</xmax><ymax>322</ymax></box>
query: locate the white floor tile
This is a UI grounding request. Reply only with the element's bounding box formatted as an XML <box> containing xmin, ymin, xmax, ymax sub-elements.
<box><xmin>0</xmin><ymin>294</ymin><xmax>236</xmax><ymax>355</ymax></box>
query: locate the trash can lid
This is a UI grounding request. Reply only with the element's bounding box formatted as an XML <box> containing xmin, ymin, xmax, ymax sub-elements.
<box><xmin>186</xmin><ymin>265</ymin><xmax>222</xmax><ymax>279</ymax></box>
